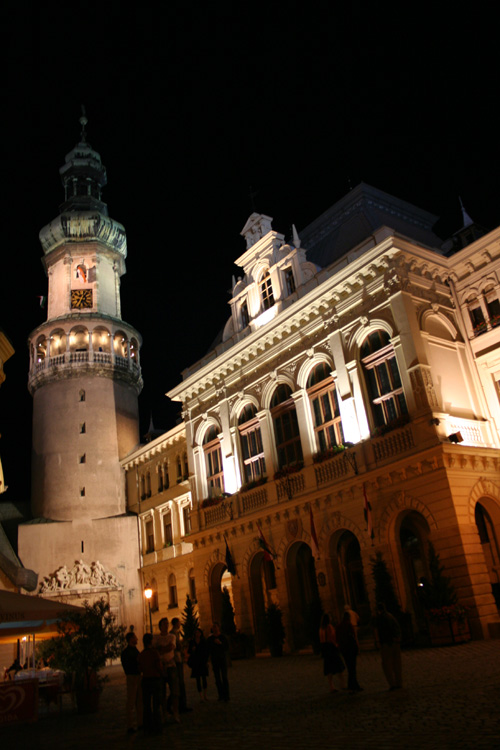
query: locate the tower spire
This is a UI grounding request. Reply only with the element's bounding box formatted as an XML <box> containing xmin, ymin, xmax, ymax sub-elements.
<box><xmin>79</xmin><ymin>104</ymin><xmax>88</xmax><ymax>143</ymax></box>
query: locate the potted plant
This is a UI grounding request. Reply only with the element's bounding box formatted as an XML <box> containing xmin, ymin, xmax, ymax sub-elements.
<box><xmin>419</xmin><ymin>542</ymin><xmax>470</xmax><ymax>646</ymax></box>
<box><xmin>265</xmin><ymin>602</ymin><xmax>285</xmax><ymax>657</ymax></box>
<box><xmin>37</xmin><ymin>598</ymin><xmax>125</xmax><ymax>713</ymax></box>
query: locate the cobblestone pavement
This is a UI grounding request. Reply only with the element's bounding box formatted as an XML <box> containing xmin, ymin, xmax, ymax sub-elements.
<box><xmin>3</xmin><ymin>640</ymin><xmax>499</xmax><ymax>749</ymax></box>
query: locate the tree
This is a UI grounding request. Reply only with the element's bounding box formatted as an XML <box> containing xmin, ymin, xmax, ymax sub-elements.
<box><xmin>420</xmin><ymin>541</ymin><xmax>458</xmax><ymax>610</ymax></box>
<box><xmin>221</xmin><ymin>586</ymin><xmax>236</xmax><ymax>635</ymax></box>
<box><xmin>181</xmin><ymin>594</ymin><xmax>199</xmax><ymax>641</ymax></box>
<box><xmin>371</xmin><ymin>551</ymin><xmax>402</xmax><ymax>617</ymax></box>
<box><xmin>37</xmin><ymin>598</ymin><xmax>125</xmax><ymax>692</ymax></box>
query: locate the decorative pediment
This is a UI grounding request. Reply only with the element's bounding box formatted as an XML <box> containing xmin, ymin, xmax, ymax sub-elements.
<box><xmin>240</xmin><ymin>213</ymin><xmax>274</xmax><ymax>249</ymax></box>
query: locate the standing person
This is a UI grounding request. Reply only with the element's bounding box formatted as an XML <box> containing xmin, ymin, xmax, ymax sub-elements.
<box><xmin>170</xmin><ymin>617</ymin><xmax>190</xmax><ymax>713</ymax></box>
<box><xmin>188</xmin><ymin>628</ymin><xmax>209</xmax><ymax>701</ymax></box>
<box><xmin>374</xmin><ymin>602</ymin><xmax>403</xmax><ymax>690</ymax></box>
<box><xmin>153</xmin><ymin>617</ymin><xmax>180</xmax><ymax>723</ymax></box>
<box><xmin>207</xmin><ymin>622</ymin><xmax>229</xmax><ymax>701</ymax></box>
<box><xmin>121</xmin><ymin>631</ymin><xmax>143</xmax><ymax>733</ymax></box>
<box><xmin>138</xmin><ymin>633</ymin><xmax>162</xmax><ymax>735</ymax></box>
<box><xmin>318</xmin><ymin>613</ymin><xmax>346</xmax><ymax>693</ymax></box>
<box><xmin>336</xmin><ymin>611</ymin><xmax>362</xmax><ymax>693</ymax></box>
<box><xmin>344</xmin><ymin>603</ymin><xmax>360</xmax><ymax>634</ymax></box>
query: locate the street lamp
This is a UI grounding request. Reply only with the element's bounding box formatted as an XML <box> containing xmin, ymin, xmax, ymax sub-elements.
<box><xmin>144</xmin><ymin>583</ymin><xmax>153</xmax><ymax>633</ymax></box>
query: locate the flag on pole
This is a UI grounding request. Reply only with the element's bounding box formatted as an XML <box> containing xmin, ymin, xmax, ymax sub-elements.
<box><xmin>309</xmin><ymin>505</ymin><xmax>320</xmax><ymax>558</ymax></box>
<box><xmin>256</xmin><ymin>521</ymin><xmax>275</xmax><ymax>562</ymax></box>
<box><xmin>224</xmin><ymin>535</ymin><xmax>237</xmax><ymax>576</ymax></box>
<box><xmin>37</xmin><ymin>295</ymin><xmax>47</xmax><ymax>309</ymax></box>
<box><xmin>363</xmin><ymin>483</ymin><xmax>374</xmax><ymax>541</ymax></box>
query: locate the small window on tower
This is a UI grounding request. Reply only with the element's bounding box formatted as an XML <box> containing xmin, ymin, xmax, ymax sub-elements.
<box><xmin>80</xmin><ymin>423</ymin><xmax>86</xmax><ymax>434</ymax></box>
<box><xmin>80</xmin><ymin>454</ymin><xmax>86</xmax><ymax>464</ymax></box>
<box><xmin>80</xmin><ymin>487</ymin><xmax>85</xmax><ymax>497</ymax></box>
<box><xmin>79</xmin><ymin>389</ymin><xmax>86</xmax><ymax>402</ymax></box>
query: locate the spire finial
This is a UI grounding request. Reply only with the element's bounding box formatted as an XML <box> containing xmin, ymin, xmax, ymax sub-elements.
<box><xmin>79</xmin><ymin>104</ymin><xmax>88</xmax><ymax>142</ymax></box>
<box><xmin>459</xmin><ymin>196</ymin><xmax>474</xmax><ymax>228</ymax></box>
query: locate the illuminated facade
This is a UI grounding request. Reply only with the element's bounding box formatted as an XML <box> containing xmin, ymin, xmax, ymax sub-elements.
<box><xmin>163</xmin><ymin>184</ymin><xmax>500</xmax><ymax>647</ymax></box>
<box><xmin>122</xmin><ymin>423</ymin><xmax>195</xmax><ymax>631</ymax></box>
<box><xmin>18</xmin><ymin>118</ymin><xmax>143</xmax><ymax>628</ymax></box>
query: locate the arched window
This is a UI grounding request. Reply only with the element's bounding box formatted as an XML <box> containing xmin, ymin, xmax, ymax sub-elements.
<box><xmin>203</xmin><ymin>426</ymin><xmax>224</xmax><ymax>497</ymax></box>
<box><xmin>361</xmin><ymin>330</ymin><xmax>408</xmax><ymax>428</ymax></box>
<box><xmin>307</xmin><ymin>362</ymin><xmax>344</xmax><ymax>451</ymax></box>
<box><xmin>169</xmin><ymin>573</ymin><xmax>178</xmax><ymax>608</ymax></box>
<box><xmin>238</xmin><ymin>404</ymin><xmax>266</xmax><ymax>484</ymax></box>
<box><xmin>271</xmin><ymin>384</ymin><xmax>303</xmax><ymax>469</ymax></box>
<box><xmin>182</xmin><ymin>453</ymin><xmax>189</xmax><ymax>481</ymax></box>
<box><xmin>260</xmin><ymin>271</ymin><xmax>275</xmax><ymax>310</ymax></box>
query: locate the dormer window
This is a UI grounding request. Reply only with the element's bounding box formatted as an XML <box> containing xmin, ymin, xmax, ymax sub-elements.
<box><xmin>241</xmin><ymin>301</ymin><xmax>250</xmax><ymax>329</ymax></box>
<box><xmin>284</xmin><ymin>267</ymin><xmax>296</xmax><ymax>296</ymax></box>
<box><xmin>260</xmin><ymin>271</ymin><xmax>275</xmax><ymax>310</ymax></box>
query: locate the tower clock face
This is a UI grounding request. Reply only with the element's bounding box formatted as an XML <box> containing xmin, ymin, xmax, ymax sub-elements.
<box><xmin>71</xmin><ymin>289</ymin><xmax>93</xmax><ymax>309</ymax></box>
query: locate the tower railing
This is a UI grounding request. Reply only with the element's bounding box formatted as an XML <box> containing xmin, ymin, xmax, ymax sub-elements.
<box><xmin>30</xmin><ymin>351</ymin><xmax>140</xmax><ymax>377</ymax></box>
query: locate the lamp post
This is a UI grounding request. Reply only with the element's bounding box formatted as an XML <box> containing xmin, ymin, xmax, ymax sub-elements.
<box><xmin>144</xmin><ymin>583</ymin><xmax>153</xmax><ymax>633</ymax></box>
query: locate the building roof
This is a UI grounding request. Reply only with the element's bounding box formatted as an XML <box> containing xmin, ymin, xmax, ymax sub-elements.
<box><xmin>300</xmin><ymin>182</ymin><xmax>443</xmax><ymax>269</ymax></box>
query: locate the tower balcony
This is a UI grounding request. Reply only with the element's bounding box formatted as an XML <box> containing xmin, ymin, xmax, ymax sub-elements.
<box><xmin>28</xmin><ymin>316</ymin><xmax>143</xmax><ymax>394</ymax></box>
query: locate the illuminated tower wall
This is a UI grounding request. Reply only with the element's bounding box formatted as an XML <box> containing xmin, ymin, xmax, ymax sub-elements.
<box><xmin>19</xmin><ymin>118</ymin><xmax>143</xmax><ymax>629</ymax></box>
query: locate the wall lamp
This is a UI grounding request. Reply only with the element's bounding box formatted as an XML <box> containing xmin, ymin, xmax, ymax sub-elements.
<box><xmin>448</xmin><ymin>432</ymin><xmax>463</xmax><ymax>444</ymax></box>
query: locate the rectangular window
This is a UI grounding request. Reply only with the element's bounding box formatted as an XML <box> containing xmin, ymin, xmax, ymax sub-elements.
<box><xmin>163</xmin><ymin>513</ymin><xmax>173</xmax><ymax>546</ymax></box>
<box><xmin>183</xmin><ymin>506</ymin><xmax>191</xmax><ymax>535</ymax></box>
<box><xmin>145</xmin><ymin>520</ymin><xmax>154</xmax><ymax>553</ymax></box>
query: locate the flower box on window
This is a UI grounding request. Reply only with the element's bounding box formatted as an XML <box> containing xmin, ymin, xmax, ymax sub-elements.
<box><xmin>273</xmin><ymin>462</ymin><xmax>304</xmax><ymax>481</ymax></box>
<box><xmin>312</xmin><ymin>445</ymin><xmax>347</xmax><ymax>464</ymax></box>
<box><xmin>370</xmin><ymin>414</ymin><xmax>410</xmax><ymax>439</ymax></box>
<box><xmin>240</xmin><ymin>477</ymin><xmax>268</xmax><ymax>493</ymax></box>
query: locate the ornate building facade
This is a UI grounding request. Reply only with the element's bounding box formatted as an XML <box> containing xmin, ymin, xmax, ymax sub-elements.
<box><xmin>18</xmin><ymin>118</ymin><xmax>143</xmax><ymax>627</ymax></box>
<box><xmin>157</xmin><ymin>184</ymin><xmax>500</xmax><ymax>648</ymax></box>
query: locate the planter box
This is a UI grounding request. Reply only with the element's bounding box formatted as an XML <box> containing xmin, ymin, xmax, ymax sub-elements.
<box><xmin>427</xmin><ymin>616</ymin><xmax>471</xmax><ymax>646</ymax></box>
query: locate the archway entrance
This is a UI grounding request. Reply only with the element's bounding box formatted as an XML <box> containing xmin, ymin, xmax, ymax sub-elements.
<box><xmin>286</xmin><ymin>542</ymin><xmax>318</xmax><ymax>650</ymax></box>
<box><xmin>249</xmin><ymin>551</ymin><xmax>277</xmax><ymax>650</ymax></box>
<box><xmin>399</xmin><ymin>511</ymin><xmax>430</xmax><ymax>630</ymax></box>
<box><xmin>209</xmin><ymin>562</ymin><xmax>230</xmax><ymax>624</ymax></box>
<box><xmin>475</xmin><ymin>501</ymin><xmax>500</xmax><ymax>610</ymax></box>
<box><xmin>335</xmin><ymin>531</ymin><xmax>370</xmax><ymax>625</ymax></box>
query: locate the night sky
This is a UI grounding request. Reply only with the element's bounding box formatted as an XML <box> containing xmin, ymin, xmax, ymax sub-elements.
<box><xmin>1</xmin><ymin>2</ymin><xmax>499</xmax><ymax>507</ymax></box>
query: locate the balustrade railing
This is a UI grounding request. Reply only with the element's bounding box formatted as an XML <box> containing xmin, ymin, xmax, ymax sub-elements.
<box><xmin>241</xmin><ymin>487</ymin><xmax>268</xmax><ymax>513</ymax></box>
<box><xmin>371</xmin><ymin>426</ymin><xmax>414</xmax><ymax>463</ymax></box>
<box><xmin>315</xmin><ymin>453</ymin><xmax>350</xmax><ymax>486</ymax></box>
<box><xmin>31</xmin><ymin>351</ymin><xmax>139</xmax><ymax>376</ymax></box>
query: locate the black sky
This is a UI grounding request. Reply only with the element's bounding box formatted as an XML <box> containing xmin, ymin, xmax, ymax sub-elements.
<box><xmin>1</xmin><ymin>1</ymin><xmax>499</xmax><ymax>506</ymax></box>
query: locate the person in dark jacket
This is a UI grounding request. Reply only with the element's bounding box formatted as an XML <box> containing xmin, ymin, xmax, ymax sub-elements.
<box><xmin>207</xmin><ymin>622</ymin><xmax>229</xmax><ymax>701</ymax></box>
<box><xmin>121</xmin><ymin>631</ymin><xmax>143</xmax><ymax>733</ymax></box>
<box><xmin>138</xmin><ymin>632</ymin><xmax>163</xmax><ymax>734</ymax></box>
<box><xmin>188</xmin><ymin>628</ymin><xmax>210</xmax><ymax>701</ymax></box>
<box><xmin>336</xmin><ymin>610</ymin><xmax>362</xmax><ymax>692</ymax></box>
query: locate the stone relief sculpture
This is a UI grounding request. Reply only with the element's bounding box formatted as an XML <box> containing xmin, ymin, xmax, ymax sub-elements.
<box><xmin>39</xmin><ymin>559</ymin><xmax>120</xmax><ymax>593</ymax></box>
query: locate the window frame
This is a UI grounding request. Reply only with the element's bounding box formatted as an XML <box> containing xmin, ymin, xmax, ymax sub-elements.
<box><xmin>361</xmin><ymin>331</ymin><xmax>408</xmax><ymax>428</ymax></box>
<box><xmin>307</xmin><ymin>363</ymin><xmax>344</xmax><ymax>451</ymax></box>
<box><xmin>270</xmin><ymin>384</ymin><xmax>303</xmax><ymax>469</ymax></box>
<box><xmin>238</xmin><ymin>404</ymin><xmax>266</xmax><ymax>484</ymax></box>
